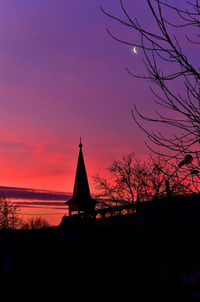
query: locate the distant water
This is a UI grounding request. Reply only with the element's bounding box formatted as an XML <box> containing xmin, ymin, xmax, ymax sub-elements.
<box><xmin>13</xmin><ymin>199</ymin><xmax>69</xmax><ymax>226</ymax></box>
<box><xmin>0</xmin><ymin>186</ymin><xmax>72</xmax><ymax>226</ymax></box>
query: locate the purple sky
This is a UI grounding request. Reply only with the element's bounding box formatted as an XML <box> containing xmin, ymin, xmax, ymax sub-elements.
<box><xmin>0</xmin><ymin>0</ymin><xmax>195</xmax><ymax>193</ymax></box>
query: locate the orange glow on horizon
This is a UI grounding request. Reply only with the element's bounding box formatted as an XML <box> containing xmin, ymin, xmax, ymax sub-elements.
<box><xmin>0</xmin><ymin>135</ymin><xmax>145</xmax><ymax>195</ymax></box>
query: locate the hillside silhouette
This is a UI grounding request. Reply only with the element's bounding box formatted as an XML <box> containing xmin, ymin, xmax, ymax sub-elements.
<box><xmin>1</xmin><ymin>194</ymin><xmax>200</xmax><ymax>300</ymax></box>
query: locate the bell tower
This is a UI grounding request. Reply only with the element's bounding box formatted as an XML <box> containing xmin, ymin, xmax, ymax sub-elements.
<box><xmin>66</xmin><ymin>139</ymin><xmax>96</xmax><ymax>216</ymax></box>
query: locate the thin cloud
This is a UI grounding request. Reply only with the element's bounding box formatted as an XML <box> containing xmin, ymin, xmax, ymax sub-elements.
<box><xmin>0</xmin><ymin>186</ymin><xmax>72</xmax><ymax>201</ymax></box>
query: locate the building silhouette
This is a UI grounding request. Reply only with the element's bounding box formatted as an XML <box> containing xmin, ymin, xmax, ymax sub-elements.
<box><xmin>66</xmin><ymin>139</ymin><xmax>96</xmax><ymax>216</ymax></box>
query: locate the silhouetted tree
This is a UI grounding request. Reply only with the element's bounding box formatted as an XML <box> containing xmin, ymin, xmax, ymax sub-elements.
<box><xmin>24</xmin><ymin>216</ymin><xmax>50</xmax><ymax>229</ymax></box>
<box><xmin>0</xmin><ymin>195</ymin><xmax>23</xmax><ymax>229</ymax></box>
<box><xmin>93</xmin><ymin>153</ymin><xmax>191</xmax><ymax>207</ymax></box>
<box><xmin>101</xmin><ymin>0</ymin><xmax>200</xmax><ymax>188</ymax></box>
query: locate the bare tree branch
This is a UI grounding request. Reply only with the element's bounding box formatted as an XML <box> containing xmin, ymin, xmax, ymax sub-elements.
<box><xmin>101</xmin><ymin>0</ymin><xmax>200</xmax><ymax>182</ymax></box>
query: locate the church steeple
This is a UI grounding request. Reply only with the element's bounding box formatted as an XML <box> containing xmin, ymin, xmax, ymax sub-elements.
<box><xmin>72</xmin><ymin>139</ymin><xmax>91</xmax><ymax>201</ymax></box>
<box><xmin>66</xmin><ymin>139</ymin><xmax>96</xmax><ymax>216</ymax></box>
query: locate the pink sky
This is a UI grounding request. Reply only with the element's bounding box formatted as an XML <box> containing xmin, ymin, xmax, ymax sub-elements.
<box><xmin>0</xmin><ymin>0</ymin><xmax>196</xmax><ymax>194</ymax></box>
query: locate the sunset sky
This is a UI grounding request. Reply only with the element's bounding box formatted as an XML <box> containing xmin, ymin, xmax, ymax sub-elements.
<box><xmin>0</xmin><ymin>0</ymin><xmax>192</xmax><ymax>193</ymax></box>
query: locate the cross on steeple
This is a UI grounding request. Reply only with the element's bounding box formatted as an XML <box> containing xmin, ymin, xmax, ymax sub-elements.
<box><xmin>79</xmin><ymin>137</ymin><xmax>82</xmax><ymax>148</ymax></box>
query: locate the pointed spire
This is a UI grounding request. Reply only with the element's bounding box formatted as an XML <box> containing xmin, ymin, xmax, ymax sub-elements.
<box><xmin>72</xmin><ymin>139</ymin><xmax>90</xmax><ymax>200</ymax></box>
<box><xmin>66</xmin><ymin>139</ymin><xmax>96</xmax><ymax>215</ymax></box>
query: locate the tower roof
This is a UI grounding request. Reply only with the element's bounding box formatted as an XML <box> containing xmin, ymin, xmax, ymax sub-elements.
<box><xmin>66</xmin><ymin>139</ymin><xmax>96</xmax><ymax>213</ymax></box>
<box><xmin>72</xmin><ymin>139</ymin><xmax>90</xmax><ymax>200</ymax></box>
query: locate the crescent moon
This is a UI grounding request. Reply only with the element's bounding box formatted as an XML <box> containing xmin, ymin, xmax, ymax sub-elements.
<box><xmin>133</xmin><ymin>46</ymin><xmax>138</xmax><ymax>54</ymax></box>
